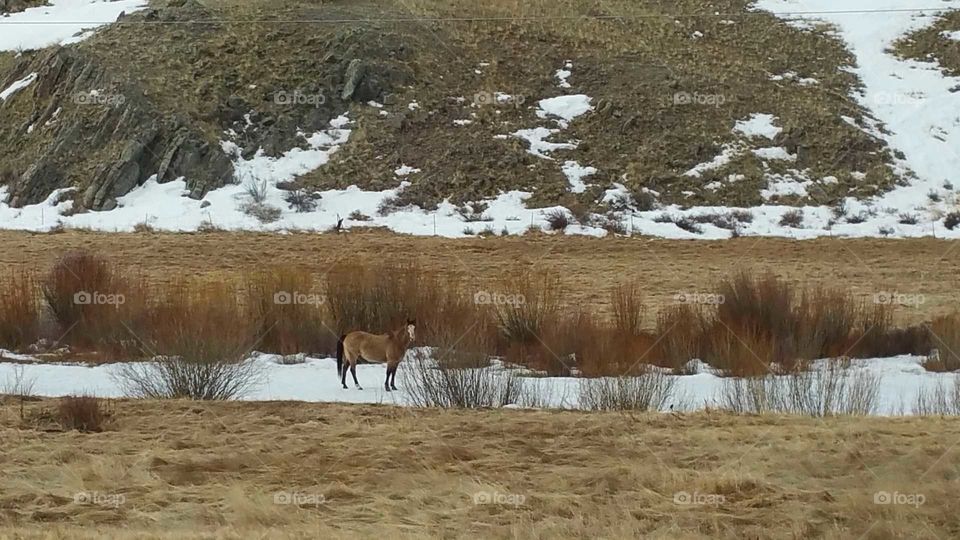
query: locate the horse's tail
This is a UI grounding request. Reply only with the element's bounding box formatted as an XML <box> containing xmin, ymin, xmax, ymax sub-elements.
<box><xmin>336</xmin><ymin>334</ymin><xmax>346</xmax><ymax>377</ymax></box>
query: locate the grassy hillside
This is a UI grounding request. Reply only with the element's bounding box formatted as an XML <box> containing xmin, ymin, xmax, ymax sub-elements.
<box><xmin>0</xmin><ymin>0</ymin><xmax>900</xmax><ymax>212</ymax></box>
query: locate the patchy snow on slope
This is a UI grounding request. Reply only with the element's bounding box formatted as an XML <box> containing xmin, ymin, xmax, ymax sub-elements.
<box><xmin>555</xmin><ymin>61</ymin><xmax>574</xmax><ymax>88</ymax></box>
<box><xmin>0</xmin><ymin>0</ymin><xmax>147</xmax><ymax>52</ymax></box>
<box><xmin>394</xmin><ymin>165</ymin><xmax>421</xmax><ymax>177</ymax></box>
<box><xmin>753</xmin><ymin>146</ymin><xmax>797</xmax><ymax>161</ymax></box>
<box><xmin>222</xmin><ymin>117</ymin><xmax>351</xmax><ymax>187</ymax></box>
<box><xmin>754</xmin><ymin>0</ymin><xmax>960</xmax><ymax>225</ymax></box>
<box><xmin>0</xmin><ymin>72</ymin><xmax>37</xmax><ymax>101</ymax></box>
<box><xmin>684</xmin><ymin>145</ymin><xmax>741</xmax><ymax>177</ymax></box>
<box><xmin>536</xmin><ymin>95</ymin><xmax>593</xmax><ymax>127</ymax></box>
<box><xmin>562</xmin><ymin>161</ymin><xmax>597</xmax><ymax>194</ymax></box>
<box><xmin>734</xmin><ymin>113</ymin><xmax>783</xmax><ymax>140</ymax></box>
<box><xmin>513</xmin><ymin>127</ymin><xmax>577</xmax><ymax>159</ymax></box>
<box><xmin>942</xmin><ymin>30</ymin><xmax>960</xmax><ymax>41</ymax></box>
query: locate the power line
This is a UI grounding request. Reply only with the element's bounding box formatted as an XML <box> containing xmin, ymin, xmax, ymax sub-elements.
<box><xmin>0</xmin><ymin>7</ymin><xmax>955</xmax><ymax>25</ymax></box>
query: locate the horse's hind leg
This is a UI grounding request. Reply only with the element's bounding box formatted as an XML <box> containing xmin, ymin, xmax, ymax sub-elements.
<box><xmin>384</xmin><ymin>365</ymin><xmax>392</xmax><ymax>392</ymax></box>
<box><xmin>340</xmin><ymin>357</ymin><xmax>349</xmax><ymax>390</ymax></box>
<box><xmin>350</xmin><ymin>362</ymin><xmax>362</xmax><ymax>390</ymax></box>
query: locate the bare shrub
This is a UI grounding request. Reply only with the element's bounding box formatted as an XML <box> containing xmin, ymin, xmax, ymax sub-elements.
<box><xmin>241</xmin><ymin>201</ymin><xmax>282</xmax><ymax>223</ymax></box>
<box><xmin>113</xmin><ymin>282</ymin><xmax>262</xmax><ymax>400</ymax></box>
<box><xmin>283</xmin><ymin>189</ymin><xmax>319</xmax><ymax>213</ymax></box>
<box><xmin>0</xmin><ymin>271</ymin><xmax>40</xmax><ymax>351</ymax></box>
<box><xmin>720</xmin><ymin>376</ymin><xmax>787</xmax><ymax>414</ymax></box>
<box><xmin>2</xmin><ymin>364</ymin><xmax>37</xmax><ymax>420</ymax></box>
<box><xmin>611</xmin><ymin>280</ymin><xmax>645</xmax><ymax>336</ymax></box>
<box><xmin>132</xmin><ymin>221</ymin><xmax>155</xmax><ymax>233</ymax></box>
<box><xmin>654</xmin><ymin>304</ymin><xmax>708</xmax><ymax>372</ymax></box>
<box><xmin>58</xmin><ymin>395</ymin><xmax>106</xmax><ymax>432</ymax></box>
<box><xmin>491</xmin><ymin>271</ymin><xmax>562</xmax><ymax>345</ymax></box>
<box><xmin>703</xmin><ymin>322</ymin><xmax>776</xmax><ymax>377</ymax></box>
<box><xmin>403</xmin><ymin>348</ymin><xmax>527</xmax><ymax>408</ymax></box>
<box><xmin>720</xmin><ymin>360</ymin><xmax>881</xmax><ymax>416</ymax></box>
<box><xmin>923</xmin><ymin>314</ymin><xmax>960</xmax><ymax>372</ymax></box>
<box><xmin>779</xmin><ymin>209</ymin><xmax>804</xmax><ymax>228</ymax></box>
<box><xmin>545</xmin><ymin>209</ymin><xmax>570</xmax><ymax>232</ymax></box>
<box><xmin>578</xmin><ymin>369</ymin><xmax>676</xmax><ymax>411</ymax></box>
<box><xmin>244</xmin><ymin>179</ymin><xmax>269</xmax><ymax>204</ymax></box>
<box><xmin>898</xmin><ymin>213</ymin><xmax>918</xmax><ymax>225</ymax></box>
<box><xmin>944</xmin><ymin>211</ymin><xmax>960</xmax><ymax>230</ymax></box>
<box><xmin>600</xmin><ymin>214</ymin><xmax>627</xmax><ymax>235</ymax></box>
<box><xmin>246</xmin><ymin>267</ymin><xmax>333</xmax><ymax>355</ymax></box>
<box><xmin>708</xmin><ymin>271</ymin><xmax>864</xmax><ymax>371</ymax></box>
<box><xmin>40</xmin><ymin>251</ymin><xmax>139</xmax><ymax>352</ymax></box>
<box><xmin>914</xmin><ymin>379</ymin><xmax>960</xmax><ymax>415</ymax></box>
<box><xmin>325</xmin><ymin>263</ymin><xmax>426</xmax><ymax>336</ymax></box>
<box><xmin>348</xmin><ymin>210</ymin><xmax>371</xmax><ymax>221</ymax></box>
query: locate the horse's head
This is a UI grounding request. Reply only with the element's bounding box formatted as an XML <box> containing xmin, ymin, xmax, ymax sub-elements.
<box><xmin>405</xmin><ymin>318</ymin><xmax>417</xmax><ymax>342</ymax></box>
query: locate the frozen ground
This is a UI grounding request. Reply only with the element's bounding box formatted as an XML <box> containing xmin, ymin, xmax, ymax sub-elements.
<box><xmin>0</xmin><ymin>0</ymin><xmax>958</xmax><ymax>239</ymax></box>
<box><xmin>0</xmin><ymin>349</ymin><xmax>955</xmax><ymax>415</ymax></box>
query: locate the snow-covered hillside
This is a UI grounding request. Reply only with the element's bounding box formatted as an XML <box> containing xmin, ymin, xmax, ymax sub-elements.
<box><xmin>0</xmin><ymin>0</ymin><xmax>958</xmax><ymax>239</ymax></box>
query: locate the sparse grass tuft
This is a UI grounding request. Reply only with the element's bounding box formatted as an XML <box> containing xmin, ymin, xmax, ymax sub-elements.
<box><xmin>57</xmin><ymin>395</ymin><xmax>106</xmax><ymax>432</ymax></box>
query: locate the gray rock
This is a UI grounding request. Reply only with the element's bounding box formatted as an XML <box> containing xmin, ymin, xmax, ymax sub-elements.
<box><xmin>341</xmin><ymin>59</ymin><xmax>365</xmax><ymax>100</ymax></box>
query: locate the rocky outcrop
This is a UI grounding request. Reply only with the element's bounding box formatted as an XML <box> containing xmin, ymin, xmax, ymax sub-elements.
<box><xmin>0</xmin><ymin>0</ymin><xmax>45</xmax><ymax>14</ymax></box>
<box><xmin>0</xmin><ymin>48</ymin><xmax>234</xmax><ymax>210</ymax></box>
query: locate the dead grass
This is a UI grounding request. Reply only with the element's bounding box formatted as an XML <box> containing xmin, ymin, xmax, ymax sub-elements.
<box><xmin>1</xmin><ymin>399</ymin><xmax>959</xmax><ymax>538</ymax></box>
<box><xmin>56</xmin><ymin>395</ymin><xmax>107</xmax><ymax>433</ymax></box>
<box><xmin>0</xmin><ymin>238</ymin><xmax>955</xmax><ymax>376</ymax></box>
<box><xmin>0</xmin><ymin>230</ymin><xmax>957</xmax><ymax>326</ymax></box>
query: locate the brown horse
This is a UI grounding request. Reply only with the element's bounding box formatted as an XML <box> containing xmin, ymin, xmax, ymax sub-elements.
<box><xmin>337</xmin><ymin>319</ymin><xmax>416</xmax><ymax>391</ymax></box>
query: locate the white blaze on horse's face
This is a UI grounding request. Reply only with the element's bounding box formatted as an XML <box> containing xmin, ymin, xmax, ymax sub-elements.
<box><xmin>407</xmin><ymin>324</ymin><xmax>416</xmax><ymax>341</ymax></box>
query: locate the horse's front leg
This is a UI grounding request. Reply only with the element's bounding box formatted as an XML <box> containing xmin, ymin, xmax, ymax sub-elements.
<box><xmin>384</xmin><ymin>364</ymin><xmax>393</xmax><ymax>392</ymax></box>
<box><xmin>388</xmin><ymin>360</ymin><xmax>399</xmax><ymax>391</ymax></box>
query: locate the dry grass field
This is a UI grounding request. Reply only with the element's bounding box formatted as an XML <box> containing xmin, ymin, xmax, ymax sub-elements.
<box><xmin>1</xmin><ymin>398</ymin><xmax>958</xmax><ymax>539</ymax></box>
<box><xmin>1</xmin><ymin>230</ymin><xmax>957</xmax><ymax>324</ymax></box>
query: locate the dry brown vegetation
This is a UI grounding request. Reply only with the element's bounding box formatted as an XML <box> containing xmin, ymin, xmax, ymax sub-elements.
<box><xmin>1</xmin><ymin>230</ymin><xmax>957</xmax><ymax>325</ymax></box>
<box><xmin>1</xmin><ymin>398</ymin><xmax>959</xmax><ymax>539</ymax></box>
<box><xmin>1</xmin><ymin>238</ymin><xmax>957</xmax><ymax>377</ymax></box>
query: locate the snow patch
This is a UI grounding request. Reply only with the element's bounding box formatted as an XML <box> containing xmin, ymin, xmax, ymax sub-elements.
<box><xmin>0</xmin><ymin>72</ymin><xmax>37</xmax><ymax>101</ymax></box>
<box><xmin>734</xmin><ymin>113</ymin><xmax>783</xmax><ymax>140</ymax></box>
<box><xmin>0</xmin><ymin>0</ymin><xmax>148</xmax><ymax>52</ymax></box>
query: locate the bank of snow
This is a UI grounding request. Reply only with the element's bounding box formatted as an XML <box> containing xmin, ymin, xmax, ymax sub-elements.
<box><xmin>0</xmin><ymin>351</ymin><xmax>955</xmax><ymax>415</ymax></box>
